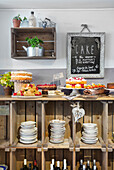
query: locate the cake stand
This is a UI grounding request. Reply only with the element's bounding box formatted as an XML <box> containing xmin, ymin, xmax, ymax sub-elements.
<box><xmin>60</xmin><ymin>87</ymin><xmax>85</xmax><ymax>96</ymax></box>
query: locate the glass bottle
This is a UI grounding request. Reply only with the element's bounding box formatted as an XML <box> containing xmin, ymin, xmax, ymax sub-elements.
<box><xmin>28</xmin><ymin>163</ymin><xmax>31</xmax><ymax>170</ymax></box>
<box><xmin>52</xmin><ymin>159</ymin><xmax>55</xmax><ymax>170</ymax></box>
<box><xmin>29</xmin><ymin>11</ymin><xmax>36</xmax><ymax>27</ymax></box>
<box><xmin>83</xmin><ymin>165</ymin><xmax>86</xmax><ymax>170</ymax></box>
<box><xmin>78</xmin><ymin>159</ymin><xmax>83</xmax><ymax>170</ymax></box>
<box><xmin>50</xmin><ymin>164</ymin><xmax>54</xmax><ymax>170</ymax></box>
<box><xmin>33</xmin><ymin>160</ymin><xmax>38</xmax><ymax>170</ymax></box>
<box><xmin>62</xmin><ymin>159</ymin><xmax>67</xmax><ymax>170</ymax></box>
<box><xmin>86</xmin><ymin>160</ymin><xmax>91</xmax><ymax>170</ymax></box>
<box><xmin>21</xmin><ymin>159</ymin><xmax>29</xmax><ymax>170</ymax></box>
<box><xmin>56</xmin><ymin>161</ymin><xmax>61</xmax><ymax>170</ymax></box>
<box><xmin>92</xmin><ymin>160</ymin><xmax>97</xmax><ymax>170</ymax></box>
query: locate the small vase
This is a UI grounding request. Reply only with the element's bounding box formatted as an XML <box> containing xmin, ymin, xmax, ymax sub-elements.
<box><xmin>13</xmin><ymin>19</ymin><xmax>21</xmax><ymax>27</ymax></box>
<box><xmin>3</xmin><ymin>86</ymin><xmax>12</xmax><ymax>96</ymax></box>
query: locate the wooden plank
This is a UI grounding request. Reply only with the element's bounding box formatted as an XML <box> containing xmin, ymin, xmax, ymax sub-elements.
<box><xmin>16</xmin><ymin>41</ymin><xmax>54</xmax><ymax>51</ymax></box>
<box><xmin>83</xmin><ymin>101</ymin><xmax>92</xmax><ymax>167</ymax></box>
<box><xmin>46</xmin><ymin>137</ymin><xmax>71</xmax><ymax>149</ymax></box>
<box><xmin>79</xmin><ymin>138</ymin><xmax>104</xmax><ymax>150</ymax></box>
<box><xmin>0</xmin><ymin>140</ymin><xmax>9</xmax><ymax>148</ymax></box>
<box><xmin>12</xmin><ymin>27</ymin><xmax>55</xmax><ymax>33</ymax></box>
<box><xmin>0</xmin><ymin>149</ymin><xmax>5</xmax><ymax>164</ymax></box>
<box><xmin>42</xmin><ymin>151</ymin><xmax>45</xmax><ymax>170</ymax></box>
<box><xmin>36</xmin><ymin>102</ymin><xmax>41</xmax><ymax>141</ymax></box>
<box><xmin>2</xmin><ymin>95</ymin><xmax>114</xmax><ymax>101</ymax></box>
<box><xmin>12</xmin><ymin>55</ymin><xmax>56</xmax><ymax>59</ymax></box>
<box><xmin>93</xmin><ymin>101</ymin><xmax>102</xmax><ymax>138</ymax></box>
<box><xmin>10</xmin><ymin>151</ymin><xmax>16</xmax><ymax>170</ymax></box>
<box><xmin>16</xmin><ymin>33</ymin><xmax>54</xmax><ymax>41</ymax></box>
<box><xmin>55</xmin><ymin>101</ymin><xmax>64</xmax><ymax>168</ymax></box>
<box><xmin>64</xmin><ymin>102</ymin><xmax>71</xmax><ymax>139</ymax></box>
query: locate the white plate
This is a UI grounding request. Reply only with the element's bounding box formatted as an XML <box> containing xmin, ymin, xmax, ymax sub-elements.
<box><xmin>81</xmin><ymin>140</ymin><xmax>97</xmax><ymax>144</ymax></box>
<box><xmin>82</xmin><ymin>136</ymin><xmax>97</xmax><ymax>140</ymax></box>
<box><xmin>21</xmin><ymin>121</ymin><xmax>36</xmax><ymax>126</ymax></box>
<box><xmin>81</xmin><ymin>137</ymin><xmax>98</xmax><ymax>141</ymax></box>
<box><xmin>83</xmin><ymin>123</ymin><xmax>97</xmax><ymax>128</ymax></box>
<box><xmin>12</xmin><ymin>95</ymin><xmax>42</xmax><ymax>98</ymax></box>
<box><xmin>20</xmin><ymin>127</ymin><xmax>37</xmax><ymax>131</ymax></box>
<box><xmin>82</xmin><ymin>132</ymin><xmax>97</xmax><ymax>137</ymax></box>
<box><xmin>20</xmin><ymin>136</ymin><xmax>37</xmax><ymax>140</ymax></box>
<box><xmin>20</xmin><ymin>139</ymin><xmax>37</xmax><ymax>144</ymax></box>
<box><xmin>59</xmin><ymin>87</ymin><xmax>85</xmax><ymax>90</ymax></box>
<box><xmin>50</xmin><ymin>139</ymin><xmax>64</xmax><ymax>144</ymax></box>
<box><xmin>50</xmin><ymin>120</ymin><xmax>65</xmax><ymax>124</ymax></box>
<box><xmin>107</xmin><ymin>89</ymin><xmax>114</xmax><ymax>92</ymax></box>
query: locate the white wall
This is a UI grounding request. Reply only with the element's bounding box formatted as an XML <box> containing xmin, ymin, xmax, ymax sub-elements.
<box><xmin>0</xmin><ymin>9</ymin><xmax>114</xmax><ymax>69</ymax></box>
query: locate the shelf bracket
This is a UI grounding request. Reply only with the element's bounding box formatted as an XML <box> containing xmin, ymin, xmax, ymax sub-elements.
<box><xmin>5</xmin><ymin>148</ymin><xmax>10</xmax><ymax>152</ymax></box>
<box><xmin>69</xmin><ymin>137</ymin><xmax>74</xmax><ymax>151</ymax></box>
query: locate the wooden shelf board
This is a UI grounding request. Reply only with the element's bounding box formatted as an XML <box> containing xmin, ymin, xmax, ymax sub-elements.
<box><xmin>0</xmin><ymin>140</ymin><xmax>9</xmax><ymax>148</ymax></box>
<box><xmin>78</xmin><ymin>139</ymin><xmax>102</xmax><ymax>150</ymax></box>
<box><xmin>47</xmin><ymin>138</ymin><xmax>70</xmax><ymax>149</ymax></box>
<box><xmin>43</xmin><ymin>137</ymin><xmax>73</xmax><ymax>150</ymax></box>
<box><xmin>11</xmin><ymin>56</ymin><xmax>56</xmax><ymax>59</ymax></box>
<box><xmin>108</xmin><ymin>139</ymin><xmax>114</xmax><ymax>149</ymax></box>
<box><xmin>1</xmin><ymin>95</ymin><xmax>114</xmax><ymax>101</ymax></box>
<box><xmin>12</xmin><ymin>139</ymin><xmax>41</xmax><ymax>149</ymax></box>
<box><xmin>11</xmin><ymin>27</ymin><xmax>55</xmax><ymax>33</ymax></box>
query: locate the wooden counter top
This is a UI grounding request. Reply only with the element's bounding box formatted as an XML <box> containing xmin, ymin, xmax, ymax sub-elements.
<box><xmin>0</xmin><ymin>95</ymin><xmax>114</xmax><ymax>101</ymax></box>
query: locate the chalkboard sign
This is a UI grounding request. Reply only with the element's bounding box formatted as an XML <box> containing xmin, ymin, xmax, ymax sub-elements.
<box><xmin>67</xmin><ymin>33</ymin><xmax>105</xmax><ymax>78</ymax></box>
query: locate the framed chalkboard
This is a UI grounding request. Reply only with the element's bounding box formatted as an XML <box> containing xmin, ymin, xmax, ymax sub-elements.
<box><xmin>67</xmin><ymin>32</ymin><xmax>105</xmax><ymax>78</ymax></box>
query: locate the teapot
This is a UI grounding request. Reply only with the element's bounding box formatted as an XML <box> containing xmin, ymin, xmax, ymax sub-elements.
<box><xmin>22</xmin><ymin>46</ymin><xmax>44</xmax><ymax>57</ymax></box>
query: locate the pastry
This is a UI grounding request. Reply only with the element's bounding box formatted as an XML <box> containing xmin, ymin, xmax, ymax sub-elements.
<box><xmin>107</xmin><ymin>83</ymin><xmax>114</xmax><ymax>89</ymax></box>
<box><xmin>37</xmin><ymin>84</ymin><xmax>57</xmax><ymax>90</ymax></box>
<box><xmin>66</xmin><ymin>77</ymin><xmax>87</xmax><ymax>89</ymax></box>
<box><xmin>13</xmin><ymin>84</ymin><xmax>42</xmax><ymax>96</ymax></box>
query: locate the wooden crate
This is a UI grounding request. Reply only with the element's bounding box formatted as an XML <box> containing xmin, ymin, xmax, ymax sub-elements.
<box><xmin>11</xmin><ymin>27</ymin><xmax>56</xmax><ymax>59</ymax></box>
<box><xmin>0</xmin><ymin>97</ymin><xmax>114</xmax><ymax>169</ymax></box>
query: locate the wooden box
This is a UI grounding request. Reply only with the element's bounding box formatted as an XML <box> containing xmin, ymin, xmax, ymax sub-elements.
<box><xmin>11</xmin><ymin>27</ymin><xmax>56</xmax><ymax>59</ymax></box>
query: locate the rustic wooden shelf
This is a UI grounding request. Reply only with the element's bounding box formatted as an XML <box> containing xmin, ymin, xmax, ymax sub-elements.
<box><xmin>0</xmin><ymin>96</ymin><xmax>113</xmax><ymax>170</ymax></box>
<box><xmin>75</xmin><ymin>137</ymin><xmax>106</xmax><ymax>152</ymax></box>
<box><xmin>11</xmin><ymin>138</ymin><xmax>42</xmax><ymax>149</ymax></box>
<box><xmin>11</xmin><ymin>56</ymin><xmax>56</xmax><ymax>60</ymax></box>
<box><xmin>43</xmin><ymin>137</ymin><xmax>73</xmax><ymax>150</ymax></box>
<box><xmin>0</xmin><ymin>140</ymin><xmax>9</xmax><ymax>149</ymax></box>
<box><xmin>1</xmin><ymin>95</ymin><xmax>114</xmax><ymax>101</ymax></box>
<box><xmin>11</xmin><ymin>27</ymin><xmax>56</xmax><ymax>59</ymax></box>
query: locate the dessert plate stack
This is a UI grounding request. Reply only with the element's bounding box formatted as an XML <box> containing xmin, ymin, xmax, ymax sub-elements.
<box><xmin>20</xmin><ymin>121</ymin><xmax>37</xmax><ymax>144</ymax></box>
<box><xmin>49</xmin><ymin>120</ymin><xmax>66</xmax><ymax>143</ymax></box>
<box><xmin>81</xmin><ymin>123</ymin><xmax>98</xmax><ymax>144</ymax></box>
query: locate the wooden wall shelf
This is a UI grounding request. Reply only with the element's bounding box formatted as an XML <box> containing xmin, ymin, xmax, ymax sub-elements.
<box><xmin>11</xmin><ymin>27</ymin><xmax>56</xmax><ymax>59</ymax></box>
<box><xmin>0</xmin><ymin>97</ymin><xmax>114</xmax><ymax>169</ymax></box>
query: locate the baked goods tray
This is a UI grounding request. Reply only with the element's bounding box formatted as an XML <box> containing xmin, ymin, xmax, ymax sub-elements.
<box><xmin>60</xmin><ymin>87</ymin><xmax>85</xmax><ymax>90</ymax></box>
<box><xmin>12</xmin><ymin>95</ymin><xmax>42</xmax><ymax>98</ymax></box>
<box><xmin>106</xmin><ymin>89</ymin><xmax>114</xmax><ymax>92</ymax></box>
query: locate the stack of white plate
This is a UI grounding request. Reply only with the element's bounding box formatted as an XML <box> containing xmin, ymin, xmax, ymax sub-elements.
<box><xmin>20</xmin><ymin>121</ymin><xmax>37</xmax><ymax>144</ymax></box>
<box><xmin>81</xmin><ymin>123</ymin><xmax>98</xmax><ymax>144</ymax></box>
<box><xmin>49</xmin><ymin>120</ymin><xmax>66</xmax><ymax>143</ymax></box>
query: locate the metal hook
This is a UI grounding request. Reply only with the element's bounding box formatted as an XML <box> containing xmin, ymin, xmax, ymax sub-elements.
<box><xmin>80</xmin><ymin>24</ymin><xmax>91</xmax><ymax>33</ymax></box>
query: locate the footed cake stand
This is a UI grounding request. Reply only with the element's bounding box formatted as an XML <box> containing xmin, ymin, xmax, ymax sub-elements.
<box><xmin>60</xmin><ymin>87</ymin><xmax>85</xmax><ymax>96</ymax></box>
